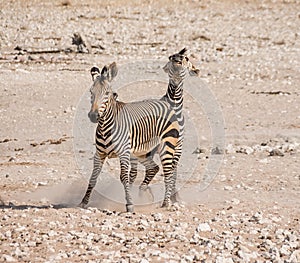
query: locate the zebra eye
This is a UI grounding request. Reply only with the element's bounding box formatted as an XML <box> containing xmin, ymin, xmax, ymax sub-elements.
<box><xmin>90</xmin><ymin>93</ymin><xmax>95</xmax><ymax>102</ymax></box>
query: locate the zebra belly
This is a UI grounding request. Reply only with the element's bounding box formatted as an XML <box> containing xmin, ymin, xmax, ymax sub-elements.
<box><xmin>130</xmin><ymin>135</ymin><xmax>161</xmax><ymax>157</ymax></box>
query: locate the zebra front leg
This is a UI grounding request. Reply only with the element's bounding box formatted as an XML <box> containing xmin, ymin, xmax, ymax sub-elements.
<box><xmin>119</xmin><ymin>154</ymin><xmax>134</xmax><ymax>212</ymax></box>
<box><xmin>79</xmin><ymin>152</ymin><xmax>106</xmax><ymax>208</ymax></box>
<box><xmin>170</xmin><ymin>168</ymin><xmax>180</xmax><ymax>203</ymax></box>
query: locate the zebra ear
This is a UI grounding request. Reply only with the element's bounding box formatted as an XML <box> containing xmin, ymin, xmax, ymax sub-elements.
<box><xmin>113</xmin><ymin>92</ymin><xmax>118</xmax><ymax>100</ymax></box>
<box><xmin>91</xmin><ymin>66</ymin><xmax>100</xmax><ymax>81</ymax></box>
<box><xmin>101</xmin><ymin>63</ymin><xmax>118</xmax><ymax>81</ymax></box>
<box><xmin>108</xmin><ymin>62</ymin><xmax>118</xmax><ymax>81</ymax></box>
<box><xmin>163</xmin><ymin>61</ymin><xmax>170</xmax><ymax>73</ymax></box>
<box><xmin>101</xmin><ymin>65</ymin><xmax>109</xmax><ymax>78</ymax></box>
<box><xmin>188</xmin><ymin>64</ymin><xmax>200</xmax><ymax>76</ymax></box>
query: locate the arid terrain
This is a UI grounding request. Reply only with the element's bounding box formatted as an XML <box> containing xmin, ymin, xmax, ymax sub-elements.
<box><xmin>0</xmin><ymin>0</ymin><xmax>299</xmax><ymax>262</ymax></box>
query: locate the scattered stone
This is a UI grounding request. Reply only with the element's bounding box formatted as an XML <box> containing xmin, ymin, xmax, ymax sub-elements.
<box><xmin>269</xmin><ymin>148</ymin><xmax>284</xmax><ymax>157</ymax></box>
<box><xmin>224</xmin><ymin>186</ymin><xmax>233</xmax><ymax>191</ymax></box>
<box><xmin>289</xmin><ymin>250</ymin><xmax>300</xmax><ymax>262</ymax></box>
<box><xmin>152</xmin><ymin>213</ymin><xmax>163</xmax><ymax>222</ymax></box>
<box><xmin>197</xmin><ymin>223</ymin><xmax>211</xmax><ymax>232</ymax></box>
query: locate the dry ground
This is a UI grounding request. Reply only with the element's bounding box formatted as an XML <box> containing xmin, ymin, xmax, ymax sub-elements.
<box><xmin>0</xmin><ymin>0</ymin><xmax>299</xmax><ymax>262</ymax></box>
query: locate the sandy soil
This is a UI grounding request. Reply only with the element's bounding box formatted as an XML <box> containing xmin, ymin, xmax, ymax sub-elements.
<box><xmin>0</xmin><ymin>0</ymin><xmax>299</xmax><ymax>262</ymax></box>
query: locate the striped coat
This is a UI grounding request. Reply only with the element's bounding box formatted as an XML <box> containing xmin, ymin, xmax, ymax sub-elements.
<box><xmin>79</xmin><ymin>62</ymin><xmax>180</xmax><ymax>212</ymax></box>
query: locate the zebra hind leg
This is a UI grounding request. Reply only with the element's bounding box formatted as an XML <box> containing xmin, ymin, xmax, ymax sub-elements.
<box><xmin>170</xmin><ymin>168</ymin><xmax>180</xmax><ymax>203</ymax></box>
<box><xmin>170</xmin><ymin>146</ymin><xmax>182</xmax><ymax>203</ymax></box>
<box><xmin>138</xmin><ymin>157</ymin><xmax>159</xmax><ymax>201</ymax></box>
<box><xmin>79</xmin><ymin>152</ymin><xmax>106</xmax><ymax>208</ymax></box>
<box><xmin>139</xmin><ymin>157</ymin><xmax>159</xmax><ymax>188</ymax></box>
<box><xmin>160</xmin><ymin>154</ymin><xmax>175</xmax><ymax>208</ymax></box>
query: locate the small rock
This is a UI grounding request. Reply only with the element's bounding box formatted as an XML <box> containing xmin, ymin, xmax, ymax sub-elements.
<box><xmin>211</xmin><ymin>146</ymin><xmax>223</xmax><ymax>155</ymax></box>
<box><xmin>139</xmin><ymin>219</ymin><xmax>149</xmax><ymax>227</ymax></box>
<box><xmin>216</xmin><ymin>256</ymin><xmax>234</xmax><ymax>263</ymax></box>
<box><xmin>269</xmin><ymin>246</ymin><xmax>280</xmax><ymax>261</ymax></box>
<box><xmin>280</xmin><ymin>244</ymin><xmax>290</xmax><ymax>256</ymax></box>
<box><xmin>237</xmin><ymin>250</ymin><xmax>251</xmax><ymax>261</ymax></box>
<box><xmin>197</xmin><ymin>223</ymin><xmax>211</xmax><ymax>232</ymax></box>
<box><xmin>259</xmin><ymin>158</ymin><xmax>270</xmax><ymax>164</ymax></box>
<box><xmin>241</xmin><ymin>146</ymin><xmax>254</xmax><ymax>155</ymax></box>
<box><xmin>269</xmin><ymin>148</ymin><xmax>284</xmax><ymax>157</ymax></box>
<box><xmin>2</xmin><ymin>255</ymin><xmax>17</xmax><ymax>262</ymax></box>
<box><xmin>225</xmin><ymin>144</ymin><xmax>236</xmax><ymax>154</ymax></box>
<box><xmin>224</xmin><ymin>186</ymin><xmax>233</xmax><ymax>191</ymax></box>
<box><xmin>289</xmin><ymin>250</ymin><xmax>300</xmax><ymax>262</ymax></box>
<box><xmin>152</xmin><ymin>213</ymin><xmax>163</xmax><ymax>222</ymax></box>
<box><xmin>224</xmin><ymin>240</ymin><xmax>235</xmax><ymax>251</ymax></box>
<box><xmin>150</xmin><ymin>250</ymin><xmax>161</xmax><ymax>256</ymax></box>
<box><xmin>231</xmin><ymin>198</ymin><xmax>240</xmax><ymax>205</ymax></box>
<box><xmin>112</xmin><ymin>232</ymin><xmax>126</xmax><ymax>240</ymax></box>
<box><xmin>287</xmin><ymin>233</ymin><xmax>297</xmax><ymax>242</ymax></box>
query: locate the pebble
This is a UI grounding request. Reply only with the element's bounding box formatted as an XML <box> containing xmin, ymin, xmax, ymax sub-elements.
<box><xmin>197</xmin><ymin>223</ymin><xmax>211</xmax><ymax>232</ymax></box>
<box><xmin>225</xmin><ymin>140</ymin><xmax>299</xmax><ymax>156</ymax></box>
<box><xmin>152</xmin><ymin>213</ymin><xmax>163</xmax><ymax>222</ymax></box>
<box><xmin>289</xmin><ymin>250</ymin><xmax>300</xmax><ymax>262</ymax></box>
<box><xmin>2</xmin><ymin>255</ymin><xmax>16</xmax><ymax>262</ymax></box>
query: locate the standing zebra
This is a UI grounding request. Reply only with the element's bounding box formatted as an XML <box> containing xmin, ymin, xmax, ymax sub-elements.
<box><xmin>137</xmin><ymin>48</ymin><xmax>200</xmax><ymax>200</ymax></box>
<box><xmin>79</xmin><ymin>62</ymin><xmax>180</xmax><ymax>212</ymax></box>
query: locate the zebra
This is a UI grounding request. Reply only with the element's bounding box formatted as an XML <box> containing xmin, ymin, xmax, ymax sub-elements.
<box><xmin>79</xmin><ymin>62</ymin><xmax>181</xmax><ymax>212</ymax></box>
<box><xmin>135</xmin><ymin>48</ymin><xmax>200</xmax><ymax>200</ymax></box>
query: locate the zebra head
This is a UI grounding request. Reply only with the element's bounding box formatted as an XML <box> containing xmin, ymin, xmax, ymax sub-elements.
<box><xmin>163</xmin><ymin>48</ymin><xmax>200</xmax><ymax>79</ymax></box>
<box><xmin>88</xmin><ymin>62</ymin><xmax>118</xmax><ymax>123</ymax></box>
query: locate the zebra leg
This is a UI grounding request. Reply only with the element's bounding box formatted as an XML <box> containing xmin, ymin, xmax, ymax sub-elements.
<box><xmin>137</xmin><ymin>157</ymin><xmax>159</xmax><ymax>201</ymax></box>
<box><xmin>79</xmin><ymin>152</ymin><xmax>106</xmax><ymax>208</ymax></box>
<box><xmin>161</xmin><ymin>168</ymin><xmax>174</xmax><ymax>208</ymax></box>
<box><xmin>129</xmin><ymin>157</ymin><xmax>138</xmax><ymax>185</ymax></box>
<box><xmin>119</xmin><ymin>154</ymin><xmax>134</xmax><ymax>213</ymax></box>
<box><xmin>170</xmin><ymin>168</ymin><xmax>180</xmax><ymax>203</ymax></box>
<box><xmin>170</xmin><ymin>143</ymin><xmax>182</xmax><ymax>203</ymax></box>
<box><xmin>160</xmin><ymin>151</ymin><xmax>176</xmax><ymax>208</ymax></box>
<box><xmin>139</xmin><ymin>157</ymin><xmax>159</xmax><ymax>191</ymax></box>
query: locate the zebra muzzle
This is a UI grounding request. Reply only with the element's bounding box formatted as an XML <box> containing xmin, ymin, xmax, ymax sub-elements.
<box><xmin>88</xmin><ymin>111</ymin><xmax>99</xmax><ymax>123</ymax></box>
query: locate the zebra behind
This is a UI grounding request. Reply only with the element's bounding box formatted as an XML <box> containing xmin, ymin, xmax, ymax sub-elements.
<box><xmin>79</xmin><ymin>62</ymin><xmax>180</xmax><ymax>212</ymax></box>
<box><xmin>135</xmin><ymin>48</ymin><xmax>200</xmax><ymax>199</ymax></box>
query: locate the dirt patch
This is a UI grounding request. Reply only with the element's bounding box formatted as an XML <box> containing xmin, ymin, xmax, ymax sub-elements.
<box><xmin>0</xmin><ymin>0</ymin><xmax>299</xmax><ymax>262</ymax></box>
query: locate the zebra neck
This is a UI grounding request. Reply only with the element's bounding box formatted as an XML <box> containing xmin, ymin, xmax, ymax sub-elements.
<box><xmin>165</xmin><ymin>80</ymin><xmax>183</xmax><ymax>106</ymax></box>
<box><xmin>98</xmin><ymin>98</ymin><xmax>117</xmax><ymax>126</ymax></box>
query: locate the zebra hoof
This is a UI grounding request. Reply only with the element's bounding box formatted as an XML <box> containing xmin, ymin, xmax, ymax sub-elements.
<box><xmin>126</xmin><ymin>204</ymin><xmax>134</xmax><ymax>213</ymax></box>
<box><xmin>78</xmin><ymin>202</ymin><xmax>88</xmax><ymax>209</ymax></box>
<box><xmin>139</xmin><ymin>184</ymin><xmax>148</xmax><ymax>191</ymax></box>
<box><xmin>170</xmin><ymin>192</ymin><xmax>180</xmax><ymax>203</ymax></box>
<box><xmin>161</xmin><ymin>201</ymin><xmax>171</xmax><ymax>209</ymax></box>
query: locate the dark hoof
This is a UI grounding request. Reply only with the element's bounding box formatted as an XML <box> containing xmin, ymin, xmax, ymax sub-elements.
<box><xmin>170</xmin><ymin>192</ymin><xmax>180</xmax><ymax>203</ymax></box>
<box><xmin>139</xmin><ymin>184</ymin><xmax>148</xmax><ymax>191</ymax></box>
<box><xmin>161</xmin><ymin>201</ymin><xmax>171</xmax><ymax>209</ymax></box>
<box><xmin>139</xmin><ymin>185</ymin><xmax>155</xmax><ymax>201</ymax></box>
<box><xmin>78</xmin><ymin>202</ymin><xmax>88</xmax><ymax>209</ymax></box>
<box><xmin>126</xmin><ymin>204</ymin><xmax>134</xmax><ymax>213</ymax></box>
